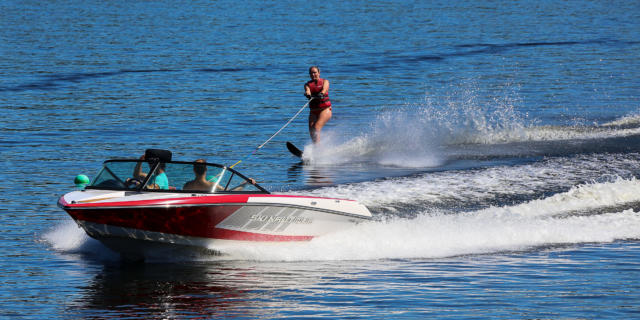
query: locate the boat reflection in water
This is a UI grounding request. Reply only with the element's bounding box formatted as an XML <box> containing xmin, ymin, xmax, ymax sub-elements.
<box><xmin>68</xmin><ymin>263</ymin><xmax>264</xmax><ymax>318</ymax></box>
<box><xmin>58</xmin><ymin>149</ymin><xmax>372</xmax><ymax>261</ymax></box>
<box><xmin>287</xmin><ymin>161</ymin><xmax>335</xmax><ymax>186</ymax></box>
<box><xmin>67</xmin><ymin>260</ymin><xmax>377</xmax><ymax>319</ymax></box>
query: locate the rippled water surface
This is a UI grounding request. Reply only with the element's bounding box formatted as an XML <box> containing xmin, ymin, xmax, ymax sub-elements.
<box><xmin>2</xmin><ymin>0</ymin><xmax>640</xmax><ymax>318</ymax></box>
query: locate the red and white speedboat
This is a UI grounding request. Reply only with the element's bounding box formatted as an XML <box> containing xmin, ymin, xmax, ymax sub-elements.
<box><xmin>58</xmin><ymin>150</ymin><xmax>372</xmax><ymax>260</ymax></box>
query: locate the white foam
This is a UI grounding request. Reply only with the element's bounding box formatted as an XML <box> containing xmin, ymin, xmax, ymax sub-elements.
<box><xmin>42</xmin><ymin>219</ymin><xmax>91</xmax><ymax>251</ymax></box>
<box><xmin>300</xmin><ymin>90</ymin><xmax>640</xmax><ymax>168</ymax></box>
<box><xmin>490</xmin><ymin>177</ymin><xmax>640</xmax><ymax>218</ymax></box>
<box><xmin>290</xmin><ymin>153</ymin><xmax>640</xmax><ymax>208</ymax></box>
<box><xmin>303</xmin><ymin>133</ymin><xmax>444</xmax><ymax>168</ymax></box>
<box><xmin>601</xmin><ymin>113</ymin><xmax>640</xmax><ymax>127</ymax></box>
<box><xmin>219</xmin><ymin>178</ymin><xmax>640</xmax><ymax>261</ymax></box>
<box><xmin>514</xmin><ymin>124</ymin><xmax>640</xmax><ymax>142</ymax></box>
<box><xmin>211</xmin><ymin>209</ymin><xmax>640</xmax><ymax>261</ymax></box>
<box><xmin>42</xmin><ymin>219</ymin><xmax>119</xmax><ymax>260</ymax></box>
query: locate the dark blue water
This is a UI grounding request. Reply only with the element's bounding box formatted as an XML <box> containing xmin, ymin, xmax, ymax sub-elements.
<box><xmin>2</xmin><ymin>0</ymin><xmax>640</xmax><ymax>318</ymax></box>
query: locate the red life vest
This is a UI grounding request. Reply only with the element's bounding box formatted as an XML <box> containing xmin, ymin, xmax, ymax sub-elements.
<box><xmin>306</xmin><ymin>78</ymin><xmax>331</xmax><ymax>109</ymax></box>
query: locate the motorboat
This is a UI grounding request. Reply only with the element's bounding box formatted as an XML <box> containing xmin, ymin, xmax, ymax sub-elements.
<box><xmin>57</xmin><ymin>149</ymin><xmax>372</xmax><ymax>260</ymax></box>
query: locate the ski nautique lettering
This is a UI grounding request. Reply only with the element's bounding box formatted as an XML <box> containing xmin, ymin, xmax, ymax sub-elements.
<box><xmin>250</xmin><ymin>214</ymin><xmax>312</xmax><ymax>224</ymax></box>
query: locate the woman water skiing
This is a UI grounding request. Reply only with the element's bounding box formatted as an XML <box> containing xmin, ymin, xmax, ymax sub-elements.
<box><xmin>304</xmin><ymin>66</ymin><xmax>332</xmax><ymax>143</ymax></box>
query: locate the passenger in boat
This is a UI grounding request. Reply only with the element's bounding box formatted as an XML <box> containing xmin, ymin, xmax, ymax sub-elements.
<box><xmin>133</xmin><ymin>154</ymin><xmax>169</xmax><ymax>190</ymax></box>
<box><xmin>183</xmin><ymin>159</ymin><xmax>214</xmax><ymax>191</ymax></box>
<box><xmin>304</xmin><ymin>66</ymin><xmax>332</xmax><ymax>143</ymax></box>
<box><xmin>183</xmin><ymin>159</ymin><xmax>258</xmax><ymax>192</ymax></box>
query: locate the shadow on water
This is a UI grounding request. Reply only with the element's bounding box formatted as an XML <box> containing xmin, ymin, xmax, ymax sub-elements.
<box><xmin>1</xmin><ymin>67</ymin><xmax>265</xmax><ymax>92</ymax></box>
<box><xmin>195</xmin><ymin>66</ymin><xmax>267</xmax><ymax>73</ymax></box>
<box><xmin>343</xmin><ymin>38</ymin><xmax>640</xmax><ymax>70</ymax></box>
<box><xmin>7</xmin><ymin>39</ymin><xmax>637</xmax><ymax>93</ymax></box>
<box><xmin>451</xmin><ymin>39</ymin><xmax>640</xmax><ymax>55</ymax></box>
<box><xmin>1</xmin><ymin>69</ymin><xmax>178</xmax><ymax>92</ymax></box>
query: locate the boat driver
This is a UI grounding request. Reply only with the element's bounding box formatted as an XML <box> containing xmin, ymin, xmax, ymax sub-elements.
<box><xmin>131</xmin><ymin>154</ymin><xmax>169</xmax><ymax>190</ymax></box>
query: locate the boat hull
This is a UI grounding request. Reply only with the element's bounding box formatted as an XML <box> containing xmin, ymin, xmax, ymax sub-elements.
<box><xmin>59</xmin><ymin>191</ymin><xmax>371</xmax><ymax>258</ymax></box>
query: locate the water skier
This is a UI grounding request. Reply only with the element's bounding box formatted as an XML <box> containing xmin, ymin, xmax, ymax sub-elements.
<box><xmin>304</xmin><ymin>66</ymin><xmax>332</xmax><ymax>143</ymax></box>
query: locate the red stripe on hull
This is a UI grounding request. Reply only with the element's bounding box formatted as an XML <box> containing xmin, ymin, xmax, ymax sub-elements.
<box><xmin>66</xmin><ymin>206</ymin><xmax>314</xmax><ymax>242</ymax></box>
<box><xmin>59</xmin><ymin>194</ymin><xmax>253</xmax><ymax>208</ymax></box>
<box><xmin>58</xmin><ymin>193</ymin><xmax>357</xmax><ymax>209</ymax></box>
<box><xmin>67</xmin><ymin>205</ymin><xmax>241</xmax><ymax>239</ymax></box>
<box><xmin>209</xmin><ymin>228</ymin><xmax>313</xmax><ymax>241</ymax></box>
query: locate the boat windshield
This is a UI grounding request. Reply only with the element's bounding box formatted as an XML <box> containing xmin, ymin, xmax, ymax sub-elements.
<box><xmin>88</xmin><ymin>160</ymin><xmax>267</xmax><ymax>193</ymax></box>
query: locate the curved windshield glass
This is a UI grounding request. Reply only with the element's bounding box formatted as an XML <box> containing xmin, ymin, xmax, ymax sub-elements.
<box><xmin>89</xmin><ymin>160</ymin><xmax>267</xmax><ymax>193</ymax></box>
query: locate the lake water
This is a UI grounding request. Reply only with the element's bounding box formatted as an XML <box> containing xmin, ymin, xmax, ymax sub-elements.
<box><xmin>2</xmin><ymin>0</ymin><xmax>640</xmax><ymax>318</ymax></box>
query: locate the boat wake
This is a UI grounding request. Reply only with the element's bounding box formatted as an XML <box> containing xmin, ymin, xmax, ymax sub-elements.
<box><xmin>213</xmin><ymin>176</ymin><xmax>640</xmax><ymax>261</ymax></box>
<box><xmin>302</xmin><ymin>96</ymin><xmax>640</xmax><ymax>168</ymax></box>
<box><xmin>294</xmin><ymin>153</ymin><xmax>640</xmax><ymax>211</ymax></box>
<box><xmin>43</xmin><ymin>171</ymin><xmax>640</xmax><ymax>262</ymax></box>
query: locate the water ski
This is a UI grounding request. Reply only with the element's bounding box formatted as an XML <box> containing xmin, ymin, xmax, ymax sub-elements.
<box><xmin>286</xmin><ymin>142</ymin><xmax>303</xmax><ymax>158</ymax></box>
